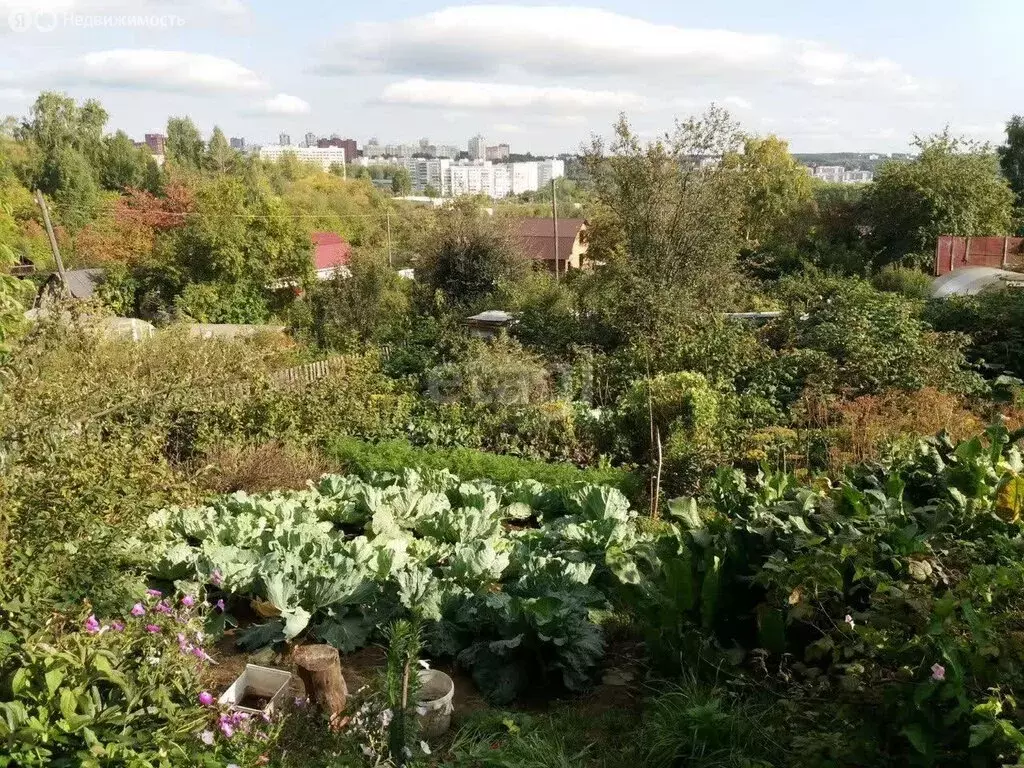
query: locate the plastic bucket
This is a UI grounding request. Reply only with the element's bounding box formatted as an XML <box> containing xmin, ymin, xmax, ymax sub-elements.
<box><xmin>417</xmin><ymin>669</ymin><xmax>454</xmax><ymax>738</ymax></box>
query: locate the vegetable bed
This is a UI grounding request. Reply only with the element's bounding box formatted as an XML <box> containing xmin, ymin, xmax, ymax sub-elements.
<box><xmin>145</xmin><ymin>469</ymin><xmax>652</xmax><ymax>704</ymax></box>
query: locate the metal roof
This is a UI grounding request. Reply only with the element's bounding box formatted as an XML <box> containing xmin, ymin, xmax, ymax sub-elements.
<box><xmin>930</xmin><ymin>267</ymin><xmax>1024</xmax><ymax>298</ymax></box>
<box><xmin>466</xmin><ymin>310</ymin><xmax>514</xmax><ymax>324</ymax></box>
<box><xmin>63</xmin><ymin>268</ymin><xmax>105</xmax><ymax>299</ymax></box>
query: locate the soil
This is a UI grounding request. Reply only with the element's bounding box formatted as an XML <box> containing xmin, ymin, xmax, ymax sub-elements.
<box><xmin>238</xmin><ymin>691</ymin><xmax>273</xmax><ymax>711</ymax></box>
<box><xmin>202</xmin><ymin>623</ymin><xmax>646</xmax><ymax>729</ymax></box>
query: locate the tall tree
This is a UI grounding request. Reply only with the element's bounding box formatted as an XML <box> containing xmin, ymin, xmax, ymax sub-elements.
<box><xmin>165</xmin><ymin>116</ymin><xmax>204</xmax><ymax>171</ymax></box>
<box><xmin>99</xmin><ymin>130</ymin><xmax>152</xmax><ymax>192</ymax></box>
<box><xmin>22</xmin><ymin>91</ymin><xmax>108</xmax><ymax>194</ymax></box>
<box><xmin>204</xmin><ymin>126</ymin><xmax>235</xmax><ymax>174</ymax></box>
<box><xmin>391</xmin><ymin>166</ymin><xmax>412</xmax><ymax>196</ymax></box>
<box><xmin>865</xmin><ymin>130</ymin><xmax>1015</xmax><ymax>265</ymax></box>
<box><xmin>51</xmin><ymin>147</ymin><xmax>99</xmax><ymax>231</ymax></box>
<box><xmin>725</xmin><ymin>134</ymin><xmax>814</xmax><ymax>248</ymax></box>
<box><xmin>582</xmin><ymin>109</ymin><xmax>745</xmax><ymax>351</ymax></box>
<box><xmin>998</xmin><ymin>115</ymin><xmax>1024</xmax><ymax>209</ymax></box>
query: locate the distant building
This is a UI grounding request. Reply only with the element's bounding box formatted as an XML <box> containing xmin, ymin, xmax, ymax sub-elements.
<box><xmin>311</xmin><ymin>232</ymin><xmax>352</xmax><ymax>280</ymax></box>
<box><xmin>807</xmin><ymin>165</ymin><xmax>873</xmax><ymax>184</ymax></box>
<box><xmin>279</xmin><ymin>132</ymin><xmax>291</xmax><ymax>147</ymax></box>
<box><xmin>516</xmin><ymin>218</ymin><xmax>588</xmax><ymax>273</ymax></box>
<box><xmin>485</xmin><ymin>143</ymin><xmax>510</xmax><ymax>161</ymax></box>
<box><xmin>843</xmin><ymin>170</ymin><xmax>874</xmax><ymax>184</ymax></box>
<box><xmin>144</xmin><ymin>133</ymin><xmax>166</xmax><ymax>154</ymax></box>
<box><xmin>259</xmin><ymin>145</ymin><xmax>347</xmax><ymax>171</ymax></box>
<box><xmin>229</xmin><ymin>137</ymin><xmax>246</xmax><ymax>150</ymax></box>
<box><xmin>468</xmin><ymin>134</ymin><xmax>486</xmax><ymax>161</ymax></box>
<box><xmin>317</xmin><ymin>137</ymin><xmax>358</xmax><ymax>161</ymax></box>
<box><xmin>303</xmin><ymin>132</ymin><xmax>317</xmax><ymax>148</ymax></box>
<box><xmin>537</xmin><ymin>158</ymin><xmax>565</xmax><ymax>188</ymax></box>
<box><xmin>436</xmin><ymin>144</ymin><xmax>461</xmax><ymax>159</ymax></box>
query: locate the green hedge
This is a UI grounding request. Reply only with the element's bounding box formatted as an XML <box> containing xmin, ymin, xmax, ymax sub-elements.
<box><xmin>325</xmin><ymin>436</ymin><xmax>642</xmax><ymax>498</ymax></box>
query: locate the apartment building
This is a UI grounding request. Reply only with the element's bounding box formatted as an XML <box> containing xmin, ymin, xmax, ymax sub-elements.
<box><xmin>259</xmin><ymin>145</ymin><xmax>347</xmax><ymax>171</ymax></box>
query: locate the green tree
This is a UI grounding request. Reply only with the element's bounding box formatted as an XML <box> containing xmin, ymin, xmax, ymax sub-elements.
<box><xmin>998</xmin><ymin>115</ymin><xmax>1024</xmax><ymax>210</ymax></box>
<box><xmin>51</xmin><ymin>147</ymin><xmax>99</xmax><ymax>231</ymax></box>
<box><xmin>21</xmin><ymin>91</ymin><xmax>108</xmax><ymax>194</ymax></box>
<box><xmin>392</xmin><ymin>166</ymin><xmax>412</xmax><ymax>196</ymax></box>
<box><xmin>165</xmin><ymin>116</ymin><xmax>204</xmax><ymax>171</ymax></box>
<box><xmin>307</xmin><ymin>247</ymin><xmax>410</xmax><ymax>348</ymax></box>
<box><xmin>423</xmin><ymin>184</ymin><xmax>439</xmax><ymax>198</ymax></box>
<box><xmin>865</xmin><ymin>130</ymin><xmax>1015</xmax><ymax>266</ymax></box>
<box><xmin>204</xmin><ymin>126</ymin><xmax>235</xmax><ymax>174</ymax></box>
<box><xmin>582</xmin><ymin>109</ymin><xmax>745</xmax><ymax>352</ymax></box>
<box><xmin>725</xmin><ymin>134</ymin><xmax>814</xmax><ymax>248</ymax></box>
<box><xmin>417</xmin><ymin>200</ymin><xmax>527</xmax><ymax>309</ymax></box>
<box><xmin>99</xmin><ymin>130</ymin><xmax>152</xmax><ymax>192</ymax></box>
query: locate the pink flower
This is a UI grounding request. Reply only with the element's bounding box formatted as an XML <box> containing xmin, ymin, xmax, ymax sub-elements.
<box><xmin>199</xmin><ymin>730</ymin><xmax>215</xmax><ymax>746</ymax></box>
<box><xmin>210</xmin><ymin>569</ymin><xmax>223</xmax><ymax>587</ymax></box>
<box><xmin>154</xmin><ymin>601</ymin><xmax>172</xmax><ymax>614</ymax></box>
<box><xmin>198</xmin><ymin>691</ymin><xmax>214</xmax><ymax>707</ymax></box>
<box><xmin>219</xmin><ymin>716</ymin><xmax>235</xmax><ymax>738</ymax></box>
<box><xmin>145</xmin><ymin>624</ymin><xmax>161</xmax><ymax>633</ymax></box>
<box><xmin>193</xmin><ymin>647</ymin><xmax>212</xmax><ymax>662</ymax></box>
<box><xmin>146</xmin><ymin>589</ymin><xmax>162</xmax><ymax>597</ymax></box>
<box><xmin>84</xmin><ymin>614</ymin><xmax>101</xmax><ymax>634</ymax></box>
<box><xmin>181</xmin><ymin>595</ymin><xmax>195</xmax><ymax>608</ymax></box>
<box><xmin>130</xmin><ymin>603</ymin><xmax>146</xmax><ymax>617</ymax></box>
<box><xmin>215</xmin><ymin>599</ymin><xmax>225</xmax><ymax>613</ymax></box>
<box><xmin>931</xmin><ymin>663</ymin><xmax>945</xmax><ymax>681</ymax></box>
<box><xmin>111</xmin><ymin>621</ymin><xmax>124</xmax><ymax>632</ymax></box>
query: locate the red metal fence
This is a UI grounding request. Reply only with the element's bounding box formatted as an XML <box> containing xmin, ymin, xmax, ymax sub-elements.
<box><xmin>934</xmin><ymin>236</ymin><xmax>1024</xmax><ymax>276</ymax></box>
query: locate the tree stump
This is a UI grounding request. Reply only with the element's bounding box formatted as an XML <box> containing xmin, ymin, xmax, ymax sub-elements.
<box><xmin>294</xmin><ymin>644</ymin><xmax>347</xmax><ymax>722</ymax></box>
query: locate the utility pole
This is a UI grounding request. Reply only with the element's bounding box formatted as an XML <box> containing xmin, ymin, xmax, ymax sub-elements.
<box><xmin>35</xmin><ymin>189</ymin><xmax>67</xmax><ymax>290</ymax></box>
<box><xmin>551</xmin><ymin>177</ymin><xmax>559</xmax><ymax>281</ymax></box>
<box><xmin>386</xmin><ymin>209</ymin><xmax>393</xmax><ymax>268</ymax></box>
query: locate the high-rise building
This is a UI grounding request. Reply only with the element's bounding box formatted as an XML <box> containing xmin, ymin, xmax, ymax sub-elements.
<box><xmin>303</xmin><ymin>132</ymin><xmax>318</xmax><ymax>148</ymax></box>
<box><xmin>229</xmin><ymin>137</ymin><xmax>246</xmax><ymax>150</ymax></box>
<box><xmin>279</xmin><ymin>133</ymin><xmax>291</xmax><ymax>147</ymax></box>
<box><xmin>537</xmin><ymin>158</ymin><xmax>565</xmax><ymax>188</ymax></box>
<box><xmin>486</xmin><ymin>144</ymin><xmax>510</xmax><ymax>161</ymax></box>
<box><xmin>436</xmin><ymin>144</ymin><xmax>460</xmax><ymax>159</ymax></box>
<box><xmin>144</xmin><ymin>133</ymin><xmax>166</xmax><ymax>154</ymax></box>
<box><xmin>468</xmin><ymin>134</ymin><xmax>486</xmax><ymax>161</ymax></box>
<box><xmin>317</xmin><ymin>137</ymin><xmax>358</xmax><ymax>161</ymax></box>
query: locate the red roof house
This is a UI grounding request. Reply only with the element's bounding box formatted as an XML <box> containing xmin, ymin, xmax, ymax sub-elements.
<box><xmin>515</xmin><ymin>218</ymin><xmax>588</xmax><ymax>273</ymax></box>
<box><xmin>312</xmin><ymin>231</ymin><xmax>352</xmax><ymax>280</ymax></box>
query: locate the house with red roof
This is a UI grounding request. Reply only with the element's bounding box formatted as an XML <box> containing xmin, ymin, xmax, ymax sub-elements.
<box><xmin>515</xmin><ymin>218</ymin><xmax>588</xmax><ymax>273</ymax></box>
<box><xmin>312</xmin><ymin>231</ymin><xmax>352</xmax><ymax>280</ymax></box>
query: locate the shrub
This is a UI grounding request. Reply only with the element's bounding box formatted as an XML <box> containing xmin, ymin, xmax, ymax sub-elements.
<box><xmin>325</xmin><ymin>435</ymin><xmax>641</xmax><ymax>498</ymax></box>
<box><xmin>871</xmin><ymin>265</ymin><xmax>933</xmax><ymax>299</ymax></box>
<box><xmin>619</xmin><ymin>371</ymin><xmax>720</xmax><ymax>453</ymax></box>
<box><xmin>199</xmin><ymin>441</ymin><xmax>334</xmax><ymax>494</ymax></box>
<box><xmin>924</xmin><ymin>289</ymin><xmax>1024</xmax><ymax>378</ymax></box>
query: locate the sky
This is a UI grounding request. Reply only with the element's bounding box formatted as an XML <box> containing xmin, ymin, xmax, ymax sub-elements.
<box><xmin>0</xmin><ymin>0</ymin><xmax>1019</xmax><ymax>155</ymax></box>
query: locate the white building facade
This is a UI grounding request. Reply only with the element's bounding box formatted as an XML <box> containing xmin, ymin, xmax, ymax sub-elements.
<box><xmin>259</xmin><ymin>145</ymin><xmax>347</xmax><ymax>171</ymax></box>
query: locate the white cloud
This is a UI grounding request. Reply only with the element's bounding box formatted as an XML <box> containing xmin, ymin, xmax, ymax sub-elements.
<box><xmin>323</xmin><ymin>5</ymin><xmax>924</xmax><ymax>95</ymax></box>
<box><xmin>722</xmin><ymin>96</ymin><xmax>753</xmax><ymax>110</ymax></box>
<box><xmin>256</xmin><ymin>92</ymin><xmax>311</xmax><ymax>115</ymax></box>
<box><xmin>379</xmin><ymin>78</ymin><xmax>644</xmax><ymax>111</ymax></box>
<box><xmin>492</xmin><ymin>122</ymin><xmax>525</xmax><ymax>134</ymax></box>
<box><xmin>0</xmin><ymin>87</ymin><xmax>30</xmax><ymax>101</ymax></box>
<box><xmin>76</xmin><ymin>49</ymin><xmax>264</xmax><ymax>92</ymax></box>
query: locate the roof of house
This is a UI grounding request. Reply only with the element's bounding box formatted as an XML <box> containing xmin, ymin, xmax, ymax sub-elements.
<box><xmin>515</xmin><ymin>218</ymin><xmax>586</xmax><ymax>262</ymax></box>
<box><xmin>48</xmin><ymin>268</ymin><xmax>105</xmax><ymax>299</ymax></box>
<box><xmin>466</xmin><ymin>310</ymin><xmax>515</xmax><ymax>325</ymax></box>
<box><xmin>312</xmin><ymin>231</ymin><xmax>352</xmax><ymax>272</ymax></box>
<box><xmin>930</xmin><ymin>267</ymin><xmax>1024</xmax><ymax>298</ymax></box>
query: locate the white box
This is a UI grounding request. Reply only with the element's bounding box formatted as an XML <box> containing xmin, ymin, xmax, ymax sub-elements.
<box><xmin>219</xmin><ymin>664</ymin><xmax>292</xmax><ymax>716</ymax></box>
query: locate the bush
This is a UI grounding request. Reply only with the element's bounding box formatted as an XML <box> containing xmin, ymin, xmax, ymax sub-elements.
<box><xmin>924</xmin><ymin>289</ymin><xmax>1024</xmax><ymax>378</ymax></box>
<box><xmin>325</xmin><ymin>435</ymin><xmax>642</xmax><ymax>498</ymax></box>
<box><xmin>199</xmin><ymin>441</ymin><xmax>334</xmax><ymax>494</ymax></box>
<box><xmin>871</xmin><ymin>265</ymin><xmax>933</xmax><ymax>299</ymax></box>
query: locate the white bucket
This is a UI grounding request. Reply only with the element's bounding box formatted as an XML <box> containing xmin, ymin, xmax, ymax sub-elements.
<box><xmin>417</xmin><ymin>669</ymin><xmax>454</xmax><ymax>738</ymax></box>
<box><xmin>219</xmin><ymin>664</ymin><xmax>292</xmax><ymax>717</ymax></box>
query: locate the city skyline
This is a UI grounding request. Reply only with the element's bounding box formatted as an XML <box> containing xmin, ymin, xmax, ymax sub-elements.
<box><xmin>1</xmin><ymin>1</ymin><xmax>1019</xmax><ymax>154</ymax></box>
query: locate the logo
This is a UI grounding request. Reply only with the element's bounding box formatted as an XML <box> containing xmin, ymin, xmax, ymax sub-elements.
<box><xmin>7</xmin><ymin>10</ymin><xmax>32</xmax><ymax>32</ymax></box>
<box><xmin>34</xmin><ymin>10</ymin><xmax>58</xmax><ymax>32</ymax></box>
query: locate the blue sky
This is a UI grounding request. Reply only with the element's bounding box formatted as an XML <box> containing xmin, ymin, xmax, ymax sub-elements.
<box><xmin>0</xmin><ymin>0</ymin><xmax>1018</xmax><ymax>154</ymax></box>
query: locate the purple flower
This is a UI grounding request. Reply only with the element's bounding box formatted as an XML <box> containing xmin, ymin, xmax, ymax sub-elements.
<box><xmin>181</xmin><ymin>595</ymin><xmax>195</xmax><ymax>608</ymax></box>
<box><xmin>931</xmin><ymin>663</ymin><xmax>946</xmax><ymax>681</ymax></box>
<box><xmin>111</xmin><ymin>621</ymin><xmax>124</xmax><ymax>632</ymax></box>
<box><xmin>84</xmin><ymin>614</ymin><xmax>101</xmax><ymax>634</ymax></box>
<box><xmin>210</xmin><ymin>568</ymin><xmax>223</xmax><ymax>587</ymax></box>
<box><xmin>199</xmin><ymin>730</ymin><xmax>215</xmax><ymax>746</ymax></box>
<box><xmin>215</xmin><ymin>598</ymin><xmax>225</xmax><ymax>613</ymax></box>
<box><xmin>146</xmin><ymin>589</ymin><xmax>162</xmax><ymax>597</ymax></box>
<box><xmin>218</xmin><ymin>714</ymin><xmax>235</xmax><ymax>738</ymax></box>
<box><xmin>145</xmin><ymin>624</ymin><xmax>161</xmax><ymax>633</ymax></box>
<box><xmin>193</xmin><ymin>647</ymin><xmax>212</xmax><ymax>662</ymax></box>
<box><xmin>154</xmin><ymin>601</ymin><xmax>172</xmax><ymax>614</ymax></box>
<box><xmin>130</xmin><ymin>603</ymin><xmax>146</xmax><ymax>617</ymax></box>
<box><xmin>198</xmin><ymin>691</ymin><xmax>214</xmax><ymax>707</ymax></box>
<box><xmin>294</xmin><ymin>696</ymin><xmax>307</xmax><ymax>708</ymax></box>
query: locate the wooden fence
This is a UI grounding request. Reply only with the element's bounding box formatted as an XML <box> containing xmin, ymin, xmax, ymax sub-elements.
<box><xmin>270</xmin><ymin>357</ymin><xmax>346</xmax><ymax>387</ymax></box>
